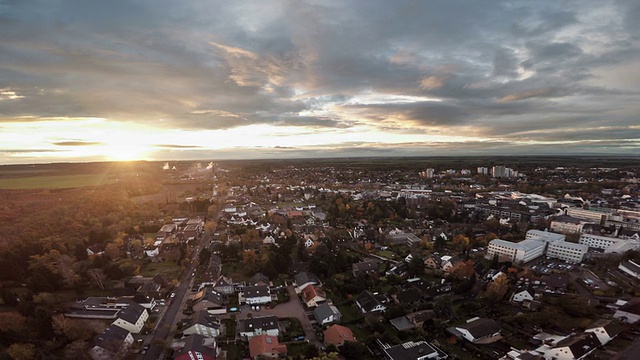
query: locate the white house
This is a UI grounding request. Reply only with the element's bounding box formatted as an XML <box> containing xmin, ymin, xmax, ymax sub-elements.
<box><xmin>301</xmin><ymin>285</ymin><xmax>326</xmax><ymax>308</ymax></box>
<box><xmin>182</xmin><ymin>311</ymin><xmax>224</xmax><ymax>338</ymax></box>
<box><xmin>355</xmin><ymin>291</ymin><xmax>387</xmax><ymax>314</ymax></box>
<box><xmin>238</xmin><ymin>316</ymin><xmax>280</xmax><ymax>339</ymax></box>
<box><xmin>111</xmin><ymin>303</ymin><xmax>148</xmax><ymax>334</ymax></box>
<box><xmin>584</xmin><ymin>319</ymin><xmax>623</xmax><ymax>345</ymax></box>
<box><xmin>542</xmin><ymin>332</ymin><xmax>599</xmax><ymax>360</ymax></box>
<box><xmin>619</xmin><ymin>260</ymin><xmax>640</xmax><ymax>279</ymax></box>
<box><xmin>314</xmin><ymin>304</ymin><xmax>342</xmax><ymax>325</ymax></box>
<box><xmin>243</xmin><ymin>285</ymin><xmax>272</xmax><ymax>305</ymax></box>
<box><xmin>510</xmin><ymin>287</ymin><xmax>535</xmax><ymax>303</ymax></box>
<box><xmin>453</xmin><ymin>318</ymin><xmax>501</xmax><ymax>343</ymax></box>
<box><xmin>613</xmin><ymin>301</ymin><xmax>640</xmax><ymax>324</ymax></box>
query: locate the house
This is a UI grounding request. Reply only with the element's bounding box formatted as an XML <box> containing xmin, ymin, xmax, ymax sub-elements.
<box><xmin>613</xmin><ymin>300</ymin><xmax>640</xmax><ymax>323</ymax></box>
<box><xmin>301</xmin><ymin>285</ymin><xmax>326</xmax><ymax>308</ymax></box>
<box><xmin>250</xmin><ymin>273</ymin><xmax>270</xmax><ymax>287</ymax></box>
<box><xmin>243</xmin><ymin>285</ymin><xmax>272</xmax><ymax>305</ymax></box>
<box><xmin>132</xmin><ymin>293</ymin><xmax>157</xmax><ymax>310</ymax></box>
<box><xmin>619</xmin><ymin>259</ymin><xmax>640</xmax><ymax>279</ymax></box>
<box><xmin>238</xmin><ymin>316</ymin><xmax>280</xmax><ymax>339</ymax></box>
<box><xmin>111</xmin><ymin>302</ymin><xmax>148</xmax><ymax>334</ymax></box>
<box><xmin>182</xmin><ymin>311</ymin><xmax>224</xmax><ymax>338</ymax></box>
<box><xmin>172</xmin><ymin>334</ymin><xmax>218</xmax><ymax>360</ymax></box>
<box><xmin>355</xmin><ymin>290</ymin><xmax>387</xmax><ymax>314</ymax></box>
<box><xmin>389</xmin><ymin>310</ymin><xmax>435</xmax><ymax>332</ymax></box>
<box><xmin>323</xmin><ymin>324</ymin><xmax>355</xmax><ymax>347</ymax></box>
<box><xmin>249</xmin><ymin>334</ymin><xmax>287</xmax><ymax>359</ymax></box>
<box><xmin>192</xmin><ymin>288</ymin><xmax>225</xmax><ymax>312</ymax></box>
<box><xmin>424</xmin><ymin>254</ymin><xmax>442</xmax><ymax>270</ymax></box>
<box><xmin>305</xmin><ymin>217</ymin><xmax>316</xmax><ymax>226</ymax></box>
<box><xmin>263</xmin><ymin>235</ymin><xmax>276</xmax><ymax>245</ymax></box>
<box><xmin>511</xmin><ymin>286</ymin><xmax>536</xmax><ymax>303</ymax></box>
<box><xmin>543</xmin><ymin>332</ymin><xmax>599</xmax><ymax>360</ymax></box>
<box><xmin>294</xmin><ymin>272</ymin><xmax>321</xmax><ymax>292</ymax></box>
<box><xmin>352</xmin><ymin>261</ymin><xmax>379</xmax><ymax>277</ymax></box>
<box><xmin>86</xmin><ymin>244</ymin><xmax>105</xmax><ymax>257</ymax></box>
<box><xmin>314</xmin><ymin>304</ymin><xmax>342</xmax><ymax>325</ymax></box>
<box><xmin>381</xmin><ymin>340</ymin><xmax>448</xmax><ymax>360</ymax></box>
<box><xmin>542</xmin><ymin>274</ymin><xmax>569</xmax><ymax>294</ymax></box>
<box><xmin>453</xmin><ymin>318</ymin><xmax>501</xmax><ymax>344</ymax></box>
<box><xmin>441</xmin><ymin>256</ymin><xmax>460</xmax><ymax>273</ymax></box>
<box><xmin>304</xmin><ymin>238</ymin><xmax>315</xmax><ymax>248</ymax></box>
<box><xmin>584</xmin><ymin>319</ymin><xmax>623</xmax><ymax>345</ymax></box>
<box><xmin>394</xmin><ymin>288</ymin><xmax>425</xmax><ymax>308</ymax></box>
<box><xmin>89</xmin><ymin>325</ymin><xmax>133</xmax><ymax>360</ymax></box>
<box><xmin>213</xmin><ymin>275</ymin><xmax>235</xmax><ymax>294</ymax></box>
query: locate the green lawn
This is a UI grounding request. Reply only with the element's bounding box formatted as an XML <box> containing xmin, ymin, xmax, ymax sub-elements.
<box><xmin>140</xmin><ymin>261</ymin><xmax>181</xmax><ymax>279</ymax></box>
<box><xmin>0</xmin><ymin>174</ymin><xmax>118</xmax><ymax>189</ymax></box>
<box><xmin>377</xmin><ymin>250</ymin><xmax>397</xmax><ymax>259</ymax></box>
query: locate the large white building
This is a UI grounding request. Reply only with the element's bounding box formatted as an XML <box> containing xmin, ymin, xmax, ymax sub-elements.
<box><xmin>566</xmin><ymin>207</ymin><xmax>614</xmax><ymax>223</ymax></box>
<box><xmin>486</xmin><ymin>239</ymin><xmax>546</xmax><ymax>264</ymax></box>
<box><xmin>546</xmin><ymin>241</ymin><xmax>588</xmax><ymax>263</ymax></box>
<box><xmin>550</xmin><ymin>219</ymin><xmax>584</xmax><ymax>234</ymax></box>
<box><xmin>579</xmin><ymin>234</ymin><xmax>640</xmax><ymax>254</ymax></box>
<box><xmin>487</xmin><ymin>230</ymin><xmax>587</xmax><ymax>264</ymax></box>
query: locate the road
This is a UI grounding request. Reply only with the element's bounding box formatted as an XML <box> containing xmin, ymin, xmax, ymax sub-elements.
<box><xmin>142</xmin><ymin>235</ymin><xmax>208</xmax><ymax>359</ymax></box>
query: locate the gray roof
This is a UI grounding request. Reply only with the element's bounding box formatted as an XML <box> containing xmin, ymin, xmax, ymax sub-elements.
<box><xmin>554</xmin><ymin>332</ymin><xmax>599</xmax><ymax>358</ymax></box>
<box><xmin>355</xmin><ymin>290</ymin><xmax>386</xmax><ymax>313</ymax></box>
<box><xmin>384</xmin><ymin>341</ymin><xmax>445</xmax><ymax>360</ymax></box>
<box><xmin>184</xmin><ymin>310</ymin><xmax>221</xmax><ymax>330</ymax></box>
<box><xmin>116</xmin><ymin>302</ymin><xmax>146</xmax><ymax>324</ymax></box>
<box><xmin>173</xmin><ymin>334</ymin><xmax>217</xmax><ymax>358</ymax></box>
<box><xmin>458</xmin><ymin>318</ymin><xmax>501</xmax><ymax>339</ymax></box>
<box><xmin>294</xmin><ymin>272</ymin><xmax>319</xmax><ymax>287</ymax></box>
<box><xmin>250</xmin><ymin>272</ymin><xmax>270</xmax><ymax>286</ymax></box>
<box><xmin>390</xmin><ymin>316</ymin><xmax>416</xmax><ymax>331</ymax></box>
<box><xmin>314</xmin><ymin>303</ymin><xmax>342</xmax><ymax>322</ymax></box>
<box><xmin>93</xmin><ymin>324</ymin><xmax>130</xmax><ymax>351</ymax></box>
<box><xmin>243</xmin><ymin>285</ymin><xmax>270</xmax><ymax>298</ymax></box>
<box><xmin>239</xmin><ymin>316</ymin><xmax>279</xmax><ymax>333</ymax></box>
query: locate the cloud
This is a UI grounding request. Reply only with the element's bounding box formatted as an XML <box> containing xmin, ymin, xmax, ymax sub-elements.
<box><xmin>0</xmin><ymin>0</ymin><xmax>639</xmax><ymax>162</ymax></box>
<box><xmin>154</xmin><ymin>144</ymin><xmax>203</xmax><ymax>149</ymax></box>
<box><xmin>52</xmin><ymin>141</ymin><xmax>103</xmax><ymax>146</ymax></box>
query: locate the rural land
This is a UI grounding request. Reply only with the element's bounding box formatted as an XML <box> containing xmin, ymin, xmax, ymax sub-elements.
<box><xmin>1</xmin><ymin>156</ymin><xmax>640</xmax><ymax>360</ymax></box>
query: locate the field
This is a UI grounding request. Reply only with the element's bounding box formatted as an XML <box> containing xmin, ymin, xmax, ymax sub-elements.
<box><xmin>0</xmin><ymin>174</ymin><xmax>119</xmax><ymax>189</ymax></box>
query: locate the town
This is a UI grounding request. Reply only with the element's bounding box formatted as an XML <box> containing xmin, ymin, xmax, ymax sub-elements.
<box><xmin>1</xmin><ymin>157</ymin><xmax>640</xmax><ymax>360</ymax></box>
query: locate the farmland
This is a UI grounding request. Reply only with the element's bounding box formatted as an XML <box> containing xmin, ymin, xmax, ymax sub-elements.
<box><xmin>0</xmin><ymin>173</ymin><xmax>119</xmax><ymax>189</ymax></box>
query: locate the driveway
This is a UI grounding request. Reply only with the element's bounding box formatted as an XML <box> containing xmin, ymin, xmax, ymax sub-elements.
<box><xmin>235</xmin><ymin>285</ymin><xmax>320</xmax><ymax>347</ymax></box>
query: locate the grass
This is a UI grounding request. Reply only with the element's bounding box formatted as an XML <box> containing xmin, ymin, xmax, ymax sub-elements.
<box><xmin>377</xmin><ymin>250</ymin><xmax>397</xmax><ymax>259</ymax></box>
<box><xmin>0</xmin><ymin>174</ymin><xmax>118</xmax><ymax>189</ymax></box>
<box><xmin>140</xmin><ymin>261</ymin><xmax>181</xmax><ymax>279</ymax></box>
<box><xmin>337</xmin><ymin>304</ymin><xmax>363</xmax><ymax>324</ymax></box>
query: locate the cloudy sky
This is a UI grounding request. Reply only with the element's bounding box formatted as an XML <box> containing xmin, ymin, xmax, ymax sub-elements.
<box><xmin>1</xmin><ymin>0</ymin><xmax>639</xmax><ymax>164</ymax></box>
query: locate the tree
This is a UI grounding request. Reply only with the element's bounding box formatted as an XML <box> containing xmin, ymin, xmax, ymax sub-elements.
<box><xmin>302</xmin><ymin>343</ymin><xmax>320</xmax><ymax>359</ymax></box>
<box><xmin>87</xmin><ymin>268</ymin><xmax>108</xmax><ymax>290</ymax></box>
<box><xmin>339</xmin><ymin>341</ymin><xmax>368</xmax><ymax>359</ymax></box>
<box><xmin>449</xmin><ymin>260</ymin><xmax>475</xmax><ymax>281</ymax></box>
<box><xmin>7</xmin><ymin>343</ymin><xmax>36</xmax><ymax>360</ymax></box>
<box><xmin>242</xmin><ymin>249</ymin><xmax>261</xmax><ymax>275</ymax></box>
<box><xmin>484</xmin><ymin>273</ymin><xmax>509</xmax><ymax>302</ymax></box>
<box><xmin>451</xmin><ymin>235</ymin><xmax>470</xmax><ymax>252</ymax></box>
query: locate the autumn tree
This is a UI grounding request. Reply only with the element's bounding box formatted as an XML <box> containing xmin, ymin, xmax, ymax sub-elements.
<box><xmin>451</xmin><ymin>235</ymin><xmax>470</xmax><ymax>252</ymax></box>
<box><xmin>449</xmin><ymin>260</ymin><xmax>476</xmax><ymax>281</ymax></box>
<box><xmin>87</xmin><ymin>268</ymin><xmax>108</xmax><ymax>290</ymax></box>
<box><xmin>242</xmin><ymin>249</ymin><xmax>261</xmax><ymax>275</ymax></box>
<box><xmin>7</xmin><ymin>343</ymin><xmax>36</xmax><ymax>360</ymax></box>
<box><xmin>484</xmin><ymin>273</ymin><xmax>509</xmax><ymax>302</ymax></box>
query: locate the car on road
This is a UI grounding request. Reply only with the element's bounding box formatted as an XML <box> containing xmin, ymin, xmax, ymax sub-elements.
<box><xmin>170</xmin><ymin>292</ymin><xmax>176</xmax><ymax>298</ymax></box>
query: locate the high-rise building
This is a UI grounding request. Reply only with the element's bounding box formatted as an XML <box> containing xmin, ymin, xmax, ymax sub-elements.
<box><xmin>477</xmin><ymin>167</ymin><xmax>489</xmax><ymax>175</ymax></box>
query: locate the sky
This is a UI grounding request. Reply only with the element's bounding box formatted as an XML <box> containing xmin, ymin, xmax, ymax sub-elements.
<box><xmin>1</xmin><ymin>0</ymin><xmax>639</xmax><ymax>164</ymax></box>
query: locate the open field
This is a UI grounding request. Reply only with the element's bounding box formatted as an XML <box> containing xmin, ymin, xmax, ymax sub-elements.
<box><xmin>0</xmin><ymin>174</ymin><xmax>119</xmax><ymax>189</ymax></box>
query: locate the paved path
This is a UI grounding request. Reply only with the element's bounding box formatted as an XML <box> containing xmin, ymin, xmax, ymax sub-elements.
<box><xmin>234</xmin><ymin>285</ymin><xmax>320</xmax><ymax>347</ymax></box>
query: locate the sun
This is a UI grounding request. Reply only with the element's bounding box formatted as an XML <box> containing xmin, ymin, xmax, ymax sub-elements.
<box><xmin>102</xmin><ymin>143</ymin><xmax>150</xmax><ymax>161</ymax></box>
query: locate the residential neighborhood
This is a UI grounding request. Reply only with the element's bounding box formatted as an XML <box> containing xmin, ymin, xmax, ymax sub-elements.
<box><xmin>2</xmin><ymin>158</ymin><xmax>640</xmax><ymax>359</ymax></box>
